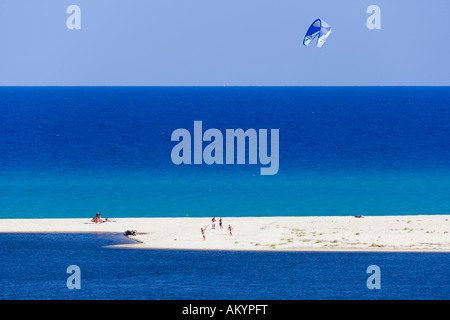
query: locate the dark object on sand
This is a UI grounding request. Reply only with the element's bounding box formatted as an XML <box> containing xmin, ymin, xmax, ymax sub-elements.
<box><xmin>124</xmin><ymin>230</ymin><xmax>137</xmax><ymax>236</ymax></box>
<box><xmin>354</xmin><ymin>215</ymin><xmax>364</xmax><ymax>218</ymax></box>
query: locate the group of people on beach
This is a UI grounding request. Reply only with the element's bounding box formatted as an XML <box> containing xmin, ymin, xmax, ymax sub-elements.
<box><xmin>91</xmin><ymin>213</ymin><xmax>115</xmax><ymax>224</ymax></box>
<box><xmin>92</xmin><ymin>213</ymin><xmax>103</xmax><ymax>223</ymax></box>
<box><xmin>201</xmin><ymin>217</ymin><xmax>233</xmax><ymax>240</ymax></box>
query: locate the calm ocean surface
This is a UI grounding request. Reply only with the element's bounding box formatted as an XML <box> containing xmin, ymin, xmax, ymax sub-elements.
<box><xmin>0</xmin><ymin>232</ymin><xmax>448</xmax><ymax>300</ymax></box>
<box><xmin>0</xmin><ymin>87</ymin><xmax>449</xmax><ymax>218</ymax></box>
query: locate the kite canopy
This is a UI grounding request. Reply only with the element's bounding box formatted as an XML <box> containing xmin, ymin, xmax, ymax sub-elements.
<box><xmin>303</xmin><ymin>19</ymin><xmax>332</xmax><ymax>48</ymax></box>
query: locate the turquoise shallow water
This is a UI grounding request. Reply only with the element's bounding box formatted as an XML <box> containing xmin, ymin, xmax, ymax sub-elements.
<box><xmin>0</xmin><ymin>87</ymin><xmax>449</xmax><ymax>218</ymax></box>
<box><xmin>1</xmin><ymin>169</ymin><xmax>449</xmax><ymax>218</ymax></box>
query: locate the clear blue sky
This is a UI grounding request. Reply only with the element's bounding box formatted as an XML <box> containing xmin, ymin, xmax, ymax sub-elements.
<box><xmin>1</xmin><ymin>0</ymin><xmax>449</xmax><ymax>86</ymax></box>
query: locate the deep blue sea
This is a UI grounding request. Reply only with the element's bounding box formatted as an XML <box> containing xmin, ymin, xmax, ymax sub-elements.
<box><xmin>0</xmin><ymin>87</ymin><xmax>449</xmax><ymax>218</ymax></box>
<box><xmin>0</xmin><ymin>233</ymin><xmax>448</xmax><ymax>300</ymax></box>
<box><xmin>0</xmin><ymin>87</ymin><xmax>449</xmax><ymax>300</ymax></box>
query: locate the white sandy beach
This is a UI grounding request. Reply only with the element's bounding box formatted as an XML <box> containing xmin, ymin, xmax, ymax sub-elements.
<box><xmin>0</xmin><ymin>215</ymin><xmax>449</xmax><ymax>252</ymax></box>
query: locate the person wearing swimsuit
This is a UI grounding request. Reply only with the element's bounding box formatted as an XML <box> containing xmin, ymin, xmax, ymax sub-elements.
<box><xmin>201</xmin><ymin>226</ymin><xmax>207</xmax><ymax>240</ymax></box>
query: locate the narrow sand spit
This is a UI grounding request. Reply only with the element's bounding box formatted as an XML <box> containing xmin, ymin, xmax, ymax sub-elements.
<box><xmin>0</xmin><ymin>216</ymin><xmax>448</xmax><ymax>252</ymax></box>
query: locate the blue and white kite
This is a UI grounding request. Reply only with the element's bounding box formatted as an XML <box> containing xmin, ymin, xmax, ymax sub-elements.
<box><xmin>303</xmin><ymin>19</ymin><xmax>332</xmax><ymax>48</ymax></box>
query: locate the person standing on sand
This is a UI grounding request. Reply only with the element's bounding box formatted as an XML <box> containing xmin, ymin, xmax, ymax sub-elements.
<box><xmin>219</xmin><ymin>218</ymin><xmax>223</xmax><ymax>229</ymax></box>
<box><xmin>228</xmin><ymin>224</ymin><xmax>233</xmax><ymax>236</ymax></box>
<box><xmin>201</xmin><ymin>226</ymin><xmax>208</xmax><ymax>240</ymax></box>
<box><xmin>212</xmin><ymin>217</ymin><xmax>216</xmax><ymax>229</ymax></box>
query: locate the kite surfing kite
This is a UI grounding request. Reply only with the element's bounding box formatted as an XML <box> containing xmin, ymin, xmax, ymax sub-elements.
<box><xmin>303</xmin><ymin>19</ymin><xmax>332</xmax><ymax>48</ymax></box>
